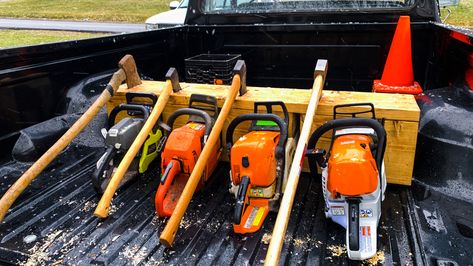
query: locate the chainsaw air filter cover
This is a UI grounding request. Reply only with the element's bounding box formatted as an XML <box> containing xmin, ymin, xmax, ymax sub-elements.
<box><xmin>327</xmin><ymin>134</ymin><xmax>378</xmax><ymax>197</ymax></box>
<box><xmin>161</xmin><ymin>122</ymin><xmax>206</xmax><ymax>174</ymax></box>
<box><xmin>230</xmin><ymin>131</ymin><xmax>280</xmax><ymax>187</ymax></box>
<box><xmin>105</xmin><ymin>118</ymin><xmax>144</xmax><ymax>150</ymax></box>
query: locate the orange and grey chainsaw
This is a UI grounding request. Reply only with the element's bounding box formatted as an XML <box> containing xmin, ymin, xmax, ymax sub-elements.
<box><xmin>307</xmin><ymin>103</ymin><xmax>387</xmax><ymax>260</ymax></box>
<box><xmin>155</xmin><ymin>94</ymin><xmax>221</xmax><ymax>217</ymax></box>
<box><xmin>226</xmin><ymin>101</ymin><xmax>296</xmax><ymax>234</ymax></box>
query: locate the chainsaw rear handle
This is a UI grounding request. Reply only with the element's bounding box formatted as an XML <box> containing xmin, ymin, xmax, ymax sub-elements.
<box><xmin>307</xmin><ymin>118</ymin><xmax>386</xmax><ymax>182</ymax></box>
<box><xmin>234</xmin><ymin>175</ymin><xmax>250</xmax><ymax>225</ymax></box>
<box><xmin>156</xmin><ymin>160</ymin><xmax>181</xmax><ymax>217</ymax></box>
<box><xmin>165</xmin><ymin>108</ymin><xmax>213</xmax><ymax>141</ymax></box>
<box><xmin>226</xmin><ymin>113</ymin><xmax>288</xmax><ymax>160</ymax></box>
<box><xmin>108</xmin><ymin>104</ymin><xmax>150</xmax><ymax>128</ymax></box>
<box><xmin>348</xmin><ymin>198</ymin><xmax>361</xmax><ymax>251</ymax></box>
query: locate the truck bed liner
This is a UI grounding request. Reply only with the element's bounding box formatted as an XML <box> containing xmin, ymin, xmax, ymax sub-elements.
<box><xmin>0</xmin><ymin>146</ymin><xmax>423</xmax><ymax>265</ymax></box>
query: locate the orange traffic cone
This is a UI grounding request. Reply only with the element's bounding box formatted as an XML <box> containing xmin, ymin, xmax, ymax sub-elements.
<box><xmin>373</xmin><ymin>16</ymin><xmax>423</xmax><ymax>94</ymax></box>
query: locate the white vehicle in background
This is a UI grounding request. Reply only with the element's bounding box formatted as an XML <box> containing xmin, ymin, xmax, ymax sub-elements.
<box><xmin>145</xmin><ymin>0</ymin><xmax>188</xmax><ymax>30</ymax></box>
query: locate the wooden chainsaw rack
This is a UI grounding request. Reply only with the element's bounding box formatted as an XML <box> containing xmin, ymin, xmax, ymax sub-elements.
<box><xmin>109</xmin><ymin>81</ymin><xmax>420</xmax><ymax>186</ymax></box>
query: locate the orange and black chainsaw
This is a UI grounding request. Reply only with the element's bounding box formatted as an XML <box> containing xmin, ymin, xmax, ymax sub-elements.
<box><xmin>226</xmin><ymin>101</ymin><xmax>295</xmax><ymax>234</ymax></box>
<box><xmin>155</xmin><ymin>94</ymin><xmax>221</xmax><ymax>217</ymax></box>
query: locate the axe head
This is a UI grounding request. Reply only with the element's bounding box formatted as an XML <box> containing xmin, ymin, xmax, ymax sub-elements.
<box><xmin>314</xmin><ymin>59</ymin><xmax>328</xmax><ymax>83</ymax></box>
<box><xmin>118</xmin><ymin>55</ymin><xmax>142</xmax><ymax>89</ymax></box>
<box><xmin>233</xmin><ymin>60</ymin><xmax>247</xmax><ymax>96</ymax></box>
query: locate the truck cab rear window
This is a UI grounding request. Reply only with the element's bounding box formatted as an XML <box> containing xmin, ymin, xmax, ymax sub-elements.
<box><xmin>202</xmin><ymin>0</ymin><xmax>414</xmax><ymax>12</ymax></box>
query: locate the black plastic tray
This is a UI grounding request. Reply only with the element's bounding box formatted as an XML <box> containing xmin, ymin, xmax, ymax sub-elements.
<box><xmin>185</xmin><ymin>54</ymin><xmax>241</xmax><ymax>85</ymax></box>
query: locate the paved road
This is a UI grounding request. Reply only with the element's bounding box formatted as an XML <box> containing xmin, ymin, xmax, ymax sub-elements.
<box><xmin>0</xmin><ymin>18</ymin><xmax>144</xmax><ymax>33</ymax></box>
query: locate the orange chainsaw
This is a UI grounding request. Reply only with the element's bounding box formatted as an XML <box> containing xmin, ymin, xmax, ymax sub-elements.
<box><xmin>155</xmin><ymin>94</ymin><xmax>221</xmax><ymax>217</ymax></box>
<box><xmin>226</xmin><ymin>101</ymin><xmax>295</xmax><ymax>234</ymax></box>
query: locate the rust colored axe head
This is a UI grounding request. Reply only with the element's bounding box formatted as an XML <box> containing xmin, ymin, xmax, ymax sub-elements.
<box><xmin>118</xmin><ymin>55</ymin><xmax>142</xmax><ymax>89</ymax></box>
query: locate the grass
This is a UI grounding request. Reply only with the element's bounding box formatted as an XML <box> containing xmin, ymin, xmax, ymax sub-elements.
<box><xmin>0</xmin><ymin>29</ymin><xmax>102</xmax><ymax>49</ymax></box>
<box><xmin>0</xmin><ymin>0</ymin><xmax>169</xmax><ymax>23</ymax></box>
<box><xmin>0</xmin><ymin>0</ymin><xmax>470</xmax><ymax>26</ymax></box>
<box><xmin>440</xmin><ymin>0</ymin><xmax>473</xmax><ymax>27</ymax></box>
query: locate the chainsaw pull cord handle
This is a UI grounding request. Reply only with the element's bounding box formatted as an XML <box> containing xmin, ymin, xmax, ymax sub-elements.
<box><xmin>307</xmin><ymin>118</ymin><xmax>387</xmax><ymax>189</ymax></box>
<box><xmin>164</xmin><ymin>108</ymin><xmax>213</xmax><ymax>143</ymax></box>
<box><xmin>226</xmin><ymin>113</ymin><xmax>288</xmax><ymax>161</ymax></box>
<box><xmin>107</xmin><ymin>104</ymin><xmax>150</xmax><ymax>129</ymax></box>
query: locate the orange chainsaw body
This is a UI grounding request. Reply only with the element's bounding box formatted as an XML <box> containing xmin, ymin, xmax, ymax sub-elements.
<box><xmin>327</xmin><ymin>134</ymin><xmax>378</xmax><ymax>197</ymax></box>
<box><xmin>155</xmin><ymin>122</ymin><xmax>220</xmax><ymax>217</ymax></box>
<box><xmin>231</xmin><ymin>131</ymin><xmax>280</xmax><ymax>234</ymax></box>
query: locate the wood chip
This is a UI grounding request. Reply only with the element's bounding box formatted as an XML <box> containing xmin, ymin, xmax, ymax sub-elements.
<box><xmin>362</xmin><ymin>251</ymin><xmax>385</xmax><ymax>265</ymax></box>
<box><xmin>261</xmin><ymin>233</ymin><xmax>272</xmax><ymax>244</ymax></box>
<box><xmin>326</xmin><ymin>244</ymin><xmax>346</xmax><ymax>257</ymax></box>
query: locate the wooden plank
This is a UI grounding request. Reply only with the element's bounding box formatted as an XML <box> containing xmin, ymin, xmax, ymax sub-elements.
<box><xmin>110</xmin><ymin>81</ymin><xmax>420</xmax><ymax>185</ymax></box>
<box><xmin>117</xmin><ymin>81</ymin><xmax>420</xmax><ymax>122</ymax></box>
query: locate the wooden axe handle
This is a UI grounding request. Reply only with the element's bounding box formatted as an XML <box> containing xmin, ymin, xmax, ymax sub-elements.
<box><xmin>264</xmin><ymin>60</ymin><xmax>327</xmax><ymax>266</ymax></box>
<box><xmin>159</xmin><ymin>74</ymin><xmax>242</xmax><ymax>248</ymax></box>
<box><xmin>0</xmin><ymin>55</ymin><xmax>139</xmax><ymax>222</ymax></box>
<box><xmin>94</xmin><ymin>79</ymin><xmax>173</xmax><ymax>218</ymax></box>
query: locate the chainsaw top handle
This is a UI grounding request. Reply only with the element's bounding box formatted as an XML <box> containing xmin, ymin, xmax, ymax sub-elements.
<box><xmin>226</xmin><ymin>113</ymin><xmax>288</xmax><ymax>160</ymax></box>
<box><xmin>253</xmin><ymin>101</ymin><xmax>289</xmax><ymax>126</ymax></box>
<box><xmin>126</xmin><ymin>92</ymin><xmax>158</xmax><ymax>106</ymax></box>
<box><xmin>165</xmin><ymin>108</ymin><xmax>213</xmax><ymax>142</ymax></box>
<box><xmin>333</xmin><ymin>102</ymin><xmax>376</xmax><ymax>120</ymax></box>
<box><xmin>108</xmin><ymin>104</ymin><xmax>150</xmax><ymax>128</ymax></box>
<box><xmin>188</xmin><ymin>94</ymin><xmax>219</xmax><ymax>121</ymax></box>
<box><xmin>307</xmin><ymin>118</ymin><xmax>387</xmax><ymax>187</ymax></box>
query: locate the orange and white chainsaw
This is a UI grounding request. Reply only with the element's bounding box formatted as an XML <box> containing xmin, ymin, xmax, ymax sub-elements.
<box><xmin>307</xmin><ymin>103</ymin><xmax>387</xmax><ymax>260</ymax></box>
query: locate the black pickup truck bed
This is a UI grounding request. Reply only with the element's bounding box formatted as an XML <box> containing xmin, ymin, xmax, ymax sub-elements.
<box><xmin>2</xmin><ymin>144</ymin><xmax>467</xmax><ymax>266</ymax></box>
<box><xmin>0</xmin><ymin>3</ymin><xmax>472</xmax><ymax>263</ymax></box>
